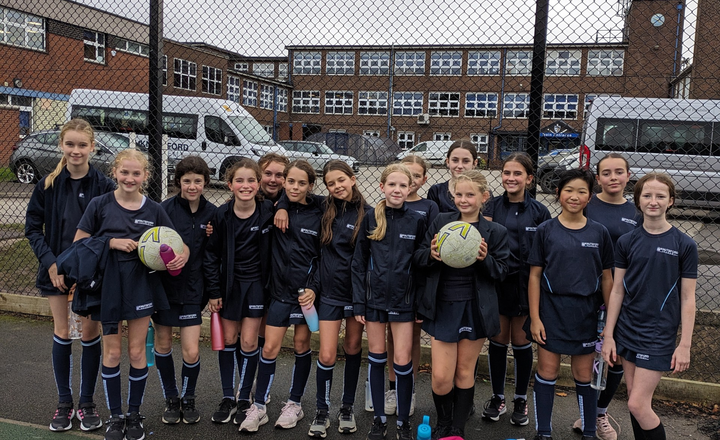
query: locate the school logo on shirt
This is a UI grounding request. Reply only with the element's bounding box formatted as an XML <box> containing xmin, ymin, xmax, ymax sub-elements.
<box><xmin>250</xmin><ymin>226</ymin><xmax>260</xmax><ymax>232</ymax></box>
<box><xmin>136</xmin><ymin>302</ymin><xmax>153</xmax><ymax>311</ymax></box>
<box><xmin>525</xmin><ymin>226</ymin><xmax>537</xmax><ymax>232</ymax></box>
<box><xmin>636</xmin><ymin>353</ymin><xmax>650</xmax><ymax>361</ymax></box>
<box><xmin>656</xmin><ymin>247</ymin><xmax>679</xmax><ymax>257</ymax></box>
<box><xmin>135</xmin><ymin>219</ymin><xmax>154</xmax><ymax>226</ymax></box>
<box><xmin>344</xmin><ymin>305</ymin><xmax>354</xmax><ymax>311</ymax></box>
<box><xmin>415</xmin><ymin>210</ymin><xmax>427</xmax><ymax>217</ymax></box>
<box><xmin>581</xmin><ymin>242</ymin><xmax>599</xmax><ymax>248</ymax></box>
<box><xmin>78</xmin><ymin>192</ymin><xmax>85</xmax><ymax>198</ymax></box>
<box><xmin>179</xmin><ymin>313</ymin><xmax>198</xmax><ymax>320</ymax></box>
<box><xmin>346</xmin><ymin>224</ymin><xmax>355</xmax><ymax>230</ymax></box>
<box><xmin>582</xmin><ymin>341</ymin><xmax>596</xmax><ymax>348</ymax></box>
<box><xmin>301</xmin><ymin>228</ymin><xmax>319</xmax><ymax>236</ymax></box>
<box><xmin>200</xmin><ymin>224</ymin><xmax>207</xmax><ymax>229</ymax></box>
<box><xmin>458</xmin><ymin>326</ymin><xmax>473</xmax><ymax>333</ymax></box>
<box><xmin>262</xmin><ymin>226</ymin><xmax>272</xmax><ymax>234</ymax></box>
<box><xmin>621</xmin><ymin>217</ymin><xmax>638</xmax><ymax>226</ymax></box>
<box><xmin>399</xmin><ymin>234</ymin><xmax>415</xmax><ymax>240</ymax></box>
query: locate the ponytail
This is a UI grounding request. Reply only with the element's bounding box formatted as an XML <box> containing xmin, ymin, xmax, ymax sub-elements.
<box><xmin>367</xmin><ymin>200</ymin><xmax>387</xmax><ymax>241</ymax></box>
<box><xmin>44</xmin><ymin>157</ymin><xmax>68</xmax><ymax>189</ymax></box>
<box><xmin>45</xmin><ymin>118</ymin><xmax>95</xmax><ymax>189</ymax></box>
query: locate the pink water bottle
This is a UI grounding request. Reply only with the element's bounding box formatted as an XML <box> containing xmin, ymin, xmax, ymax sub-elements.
<box><xmin>298</xmin><ymin>288</ymin><xmax>319</xmax><ymax>332</ymax></box>
<box><xmin>211</xmin><ymin>312</ymin><xmax>224</xmax><ymax>351</ymax></box>
<box><xmin>159</xmin><ymin>244</ymin><xmax>181</xmax><ymax>276</ymax></box>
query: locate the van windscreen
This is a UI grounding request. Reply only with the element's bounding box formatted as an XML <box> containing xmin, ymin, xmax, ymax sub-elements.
<box><xmin>227</xmin><ymin>115</ymin><xmax>273</xmax><ymax>145</ymax></box>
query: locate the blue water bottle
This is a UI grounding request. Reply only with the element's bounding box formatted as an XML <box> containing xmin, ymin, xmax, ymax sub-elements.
<box><xmin>146</xmin><ymin>322</ymin><xmax>155</xmax><ymax>367</ymax></box>
<box><xmin>417</xmin><ymin>415</ymin><xmax>431</xmax><ymax>440</ymax></box>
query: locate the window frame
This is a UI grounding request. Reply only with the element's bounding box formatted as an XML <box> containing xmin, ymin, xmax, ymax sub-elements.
<box><xmin>359</xmin><ymin>51</ymin><xmax>390</xmax><ymax>75</ymax></box>
<box><xmin>292</xmin><ymin>90</ymin><xmax>320</xmax><ymax>114</ymax></box>
<box><xmin>428</xmin><ymin>92</ymin><xmax>460</xmax><ymax>117</ymax></box>
<box><xmin>253</xmin><ymin>62</ymin><xmax>275</xmax><ymax>78</ymax></box>
<box><xmin>174</xmin><ymin>58</ymin><xmax>197</xmax><ymax>91</ymax></box>
<box><xmin>242</xmin><ymin>80</ymin><xmax>258</xmax><ymax>107</ymax></box>
<box><xmin>260</xmin><ymin>84</ymin><xmax>274</xmax><ymax>110</ymax></box>
<box><xmin>394</xmin><ymin>51</ymin><xmax>425</xmax><ymax>75</ymax></box>
<box><xmin>324</xmin><ymin>91</ymin><xmax>354</xmax><ymax>115</ymax></box>
<box><xmin>546</xmin><ymin>50</ymin><xmax>581</xmax><ymax>76</ymax></box>
<box><xmin>392</xmin><ymin>92</ymin><xmax>424</xmax><ymax>116</ymax></box>
<box><xmin>293</xmin><ymin>51</ymin><xmax>321</xmax><ymax>75</ymax></box>
<box><xmin>471</xmin><ymin>133</ymin><xmax>489</xmax><ymax>153</ymax></box>
<box><xmin>83</xmin><ymin>30</ymin><xmax>105</xmax><ymax>64</ymax></box>
<box><xmin>1</xmin><ymin>8</ymin><xmax>45</xmax><ymax>51</ymax></box>
<box><xmin>326</xmin><ymin>52</ymin><xmax>355</xmax><ymax>75</ymax></box>
<box><xmin>506</xmin><ymin>50</ymin><xmax>532</xmax><ymax>75</ymax></box>
<box><xmin>397</xmin><ymin>131</ymin><xmax>415</xmax><ymax>149</ymax></box>
<box><xmin>202</xmin><ymin>65</ymin><xmax>222</xmax><ymax>95</ymax></box>
<box><xmin>543</xmin><ymin>93</ymin><xmax>579</xmax><ymax>119</ymax></box>
<box><xmin>465</xmin><ymin>92</ymin><xmax>498</xmax><ymax>118</ymax></box>
<box><xmin>503</xmin><ymin>93</ymin><xmax>530</xmax><ymax>118</ymax></box>
<box><xmin>358</xmin><ymin>91</ymin><xmax>388</xmax><ymax>116</ymax></box>
<box><xmin>587</xmin><ymin>49</ymin><xmax>624</xmax><ymax>76</ymax></box>
<box><xmin>114</xmin><ymin>38</ymin><xmax>149</xmax><ymax>57</ymax></box>
<box><xmin>430</xmin><ymin>51</ymin><xmax>462</xmax><ymax>76</ymax></box>
<box><xmin>227</xmin><ymin>75</ymin><xmax>241</xmax><ymax>102</ymax></box>
<box><xmin>467</xmin><ymin>51</ymin><xmax>501</xmax><ymax>75</ymax></box>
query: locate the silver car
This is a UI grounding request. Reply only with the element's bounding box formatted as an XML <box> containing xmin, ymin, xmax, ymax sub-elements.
<box><xmin>10</xmin><ymin>130</ymin><xmax>133</xmax><ymax>184</ymax></box>
<box><xmin>279</xmin><ymin>140</ymin><xmax>360</xmax><ymax>174</ymax></box>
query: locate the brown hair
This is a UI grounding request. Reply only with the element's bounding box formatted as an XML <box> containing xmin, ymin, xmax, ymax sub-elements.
<box><xmin>45</xmin><ymin>119</ymin><xmax>95</xmax><ymax>189</ymax></box>
<box><xmin>285</xmin><ymin>159</ymin><xmax>317</xmax><ymax>187</ymax></box>
<box><xmin>258</xmin><ymin>152</ymin><xmax>289</xmax><ymax>171</ymax></box>
<box><xmin>400</xmin><ymin>154</ymin><xmax>429</xmax><ymax>176</ymax></box>
<box><xmin>225</xmin><ymin>158</ymin><xmax>263</xmax><ymax>203</ymax></box>
<box><xmin>112</xmin><ymin>149</ymin><xmax>152</xmax><ymax>194</ymax></box>
<box><xmin>174</xmin><ymin>155</ymin><xmax>210</xmax><ymax>187</ymax></box>
<box><xmin>502</xmin><ymin>151</ymin><xmax>535</xmax><ymax>176</ymax></box>
<box><xmin>368</xmin><ymin>164</ymin><xmax>413</xmax><ymax>241</ymax></box>
<box><xmin>633</xmin><ymin>172</ymin><xmax>676</xmax><ymax>213</ymax></box>
<box><xmin>596</xmin><ymin>152</ymin><xmax>630</xmax><ymax>176</ymax></box>
<box><xmin>320</xmin><ymin>160</ymin><xmax>367</xmax><ymax>246</ymax></box>
<box><xmin>446</xmin><ymin>138</ymin><xmax>478</xmax><ymax>162</ymax></box>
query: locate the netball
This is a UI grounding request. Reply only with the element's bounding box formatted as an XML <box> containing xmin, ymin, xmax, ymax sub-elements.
<box><xmin>137</xmin><ymin>226</ymin><xmax>184</xmax><ymax>271</ymax></box>
<box><xmin>436</xmin><ymin>221</ymin><xmax>482</xmax><ymax>269</ymax></box>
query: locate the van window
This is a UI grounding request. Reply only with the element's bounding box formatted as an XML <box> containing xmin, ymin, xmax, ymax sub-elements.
<box><xmin>162</xmin><ymin>114</ymin><xmax>198</xmax><ymax>140</ymax></box>
<box><xmin>73</xmin><ymin>106</ymin><xmax>197</xmax><ymax>140</ymax></box>
<box><xmin>205</xmin><ymin>116</ymin><xmax>238</xmax><ymax>144</ymax></box>
<box><xmin>413</xmin><ymin>142</ymin><xmax>427</xmax><ymax>152</ymax></box>
<box><xmin>713</xmin><ymin>124</ymin><xmax>720</xmax><ymax>157</ymax></box>
<box><xmin>595</xmin><ymin>119</ymin><xmax>636</xmax><ymax>152</ymax></box>
<box><xmin>226</xmin><ymin>115</ymin><xmax>272</xmax><ymax>145</ymax></box>
<box><xmin>638</xmin><ymin>121</ymin><xmax>711</xmax><ymax>155</ymax></box>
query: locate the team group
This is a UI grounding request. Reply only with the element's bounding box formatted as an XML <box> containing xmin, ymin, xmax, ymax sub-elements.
<box><xmin>25</xmin><ymin>119</ymin><xmax>697</xmax><ymax>440</ymax></box>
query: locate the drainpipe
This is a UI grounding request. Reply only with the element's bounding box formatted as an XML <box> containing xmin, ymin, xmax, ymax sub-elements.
<box><xmin>491</xmin><ymin>48</ymin><xmax>508</xmax><ymax>164</ymax></box>
<box><xmin>671</xmin><ymin>2</ymin><xmax>684</xmax><ymax>98</ymax></box>
<box><xmin>387</xmin><ymin>44</ymin><xmax>395</xmax><ymax>139</ymax></box>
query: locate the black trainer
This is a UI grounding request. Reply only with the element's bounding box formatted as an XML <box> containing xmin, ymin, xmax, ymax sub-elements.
<box><xmin>533</xmin><ymin>435</ymin><xmax>553</xmax><ymax>440</ymax></box>
<box><xmin>104</xmin><ymin>415</ymin><xmax>125</xmax><ymax>440</ymax></box>
<box><xmin>182</xmin><ymin>395</ymin><xmax>200</xmax><ymax>424</ymax></box>
<box><xmin>77</xmin><ymin>402</ymin><xmax>102</xmax><ymax>431</ymax></box>
<box><xmin>125</xmin><ymin>412</ymin><xmax>145</xmax><ymax>440</ymax></box>
<box><xmin>510</xmin><ymin>397</ymin><xmax>529</xmax><ymax>426</ymax></box>
<box><xmin>396</xmin><ymin>421</ymin><xmax>413</xmax><ymax>440</ymax></box>
<box><xmin>162</xmin><ymin>396</ymin><xmax>182</xmax><ymax>424</ymax></box>
<box><xmin>211</xmin><ymin>397</ymin><xmax>237</xmax><ymax>424</ymax></box>
<box><xmin>309</xmin><ymin>408</ymin><xmax>330</xmax><ymax>438</ymax></box>
<box><xmin>430</xmin><ymin>424</ymin><xmax>452</xmax><ymax>440</ymax></box>
<box><xmin>367</xmin><ymin>417</ymin><xmax>387</xmax><ymax>440</ymax></box>
<box><xmin>233</xmin><ymin>399</ymin><xmax>251</xmax><ymax>426</ymax></box>
<box><xmin>49</xmin><ymin>402</ymin><xmax>74</xmax><ymax>431</ymax></box>
<box><xmin>481</xmin><ymin>395</ymin><xmax>506</xmax><ymax>421</ymax></box>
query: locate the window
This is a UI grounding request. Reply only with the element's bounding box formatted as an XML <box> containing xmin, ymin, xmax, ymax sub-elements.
<box><xmin>325</xmin><ymin>91</ymin><xmax>354</xmax><ymax>114</ymax></box>
<box><xmin>393</xmin><ymin>92</ymin><xmax>423</xmax><ymax>116</ymax></box>
<box><xmin>675</xmin><ymin>76</ymin><xmax>691</xmax><ymax>99</ymax></box>
<box><xmin>397</xmin><ymin>132</ymin><xmax>415</xmax><ymax>149</ymax></box>
<box><xmin>277</xmin><ymin>89</ymin><xmax>288</xmax><ymax>112</ymax></box>
<box><xmin>595</xmin><ymin>119</ymin><xmax>636</xmax><ymax>152</ymax></box>
<box><xmin>471</xmin><ymin>134</ymin><xmax>489</xmax><ymax>153</ymax></box>
<box><xmin>467</xmin><ymin>51</ymin><xmax>500</xmax><ymax>75</ymax></box>
<box><xmin>202</xmin><ymin>66</ymin><xmax>222</xmax><ymax>95</ymax></box>
<box><xmin>546</xmin><ymin>50</ymin><xmax>581</xmax><ymax>76</ymax></box>
<box><xmin>205</xmin><ymin>115</ymin><xmax>236</xmax><ymax>144</ymax></box>
<box><xmin>503</xmin><ymin>93</ymin><xmax>530</xmax><ymax>117</ymax></box>
<box><xmin>638</xmin><ymin>120</ymin><xmax>711</xmax><ymax>155</ymax></box>
<box><xmin>358</xmin><ymin>91</ymin><xmax>388</xmax><ymax>115</ymax></box>
<box><xmin>584</xmin><ymin>94</ymin><xmax>621</xmax><ymax>118</ymax></box>
<box><xmin>0</xmin><ymin>8</ymin><xmax>45</xmax><ymax>50</ymax></box>
<box><xmin>71</xmin><ymin>105</ymin><xmax>197</xmax><ymax>139</ymax></box>
<box><xmin>234</xmin><ymin>62</ymin><xmax>249</xmax><ymax>72</ymax></box>
<box><xmin>243</xmin><ymin>80</ymin><xmax>258</xmax><ymax>107</ymax></box>
<box><xmin>83</xmin><ymin>30</ymin><xmax>105</xmax><ymax>63</ymax></box>
<box><xmin>253</xmin><ymin>62</ymin><xmax>274</xmax><ymax>78</ymax></box>
<box><xmin>162</xmin><ymin>55</ymin><xmax>167</xmax><ymax>86</ymax></box>
<box><xmin>292</xmin><ymin>90</ymin><xmax>320</xmax><ymax>114</ymax></box>
<box><xmin>506</xmin><ymin>51</ymin><xmax>531</xmax><ymax>75</ymax></box>
<box><xmin>434</xmin><ymin>133</ymin><xmax>451</xmax><ymax>141</ymax></box>
<box><xmin>364</xmin><ymin>130</ymin><xmax>380</xmax><ymax>137</ymax></box>
<box><xmin>227</xmin><ymin>76</ymin><xmax>241</xmax><ymax>102</ymax></box>
<box><xmin>260</xmin><ymin>84</ymin><xmax>273</xmax><ymax>109</ymax></box>
<box><xmin>394</xmin><ymin>52</ymin><xmax>425</xmax><ymax>75</ymax></box>
<box><xmin>278</xmin><ymin>63</ymin><xmax>288</xmax><ymax>80</ymax></box>
<box><xmin>360</xmin><ymin>52</ymin><xmax>390</xmax><ymax>75</ymax></box>
<box><xmin>263</xmin><ymin>125</ymin><xmax>273</xmax><ymax>135</ymax></box>
<box><xmin>465</xmin><ymin>93</ymin><xmax>498</xmax><ymax>117</ymax></box>
<box><xmin>428</xmin><ymin>92</ymin><xmax>460</xmax><ymax>116</ymax></box>
<box><xmin>543</xmin><ymin>94</ymin><xmax>579</xmax><ymax>119</ymax></box>
<box><xmin>430</xmin><ymin>51</ymin><xmax>462</xmax><ymax>75</ymax></box>
<box><xmin>326</xmin><ymin>52</ymin><xmax>355</xmax><ymax>75</ymax></box>
<box><xmin>174</xmin><ymin>58</ymin><xmax>197</xmax><ymax>90</ymax></box>
<box><xmin>587</xmin><ymin>50</ymin><xmax>624</xmax><ymax>76</ymax></box>
<box><xmin>115</xmin><ymin>38</ymin><xmax>149</xmax><ymax>56</ymax></box>
<box><xmin>293</xmin><ymin>52</ymin><xmax>321</xmax><ymax>74</ymax></box>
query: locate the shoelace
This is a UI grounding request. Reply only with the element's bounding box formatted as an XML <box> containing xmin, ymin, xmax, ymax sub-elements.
<box><xmin>280</xmin><ymin>402</ymin><xmax>299</xmax><ymax>417</ymax></box>
<box><xmin>339</xmin><ymin>407</ymin><xmax>352</xmax><ymax>420</ymax></box>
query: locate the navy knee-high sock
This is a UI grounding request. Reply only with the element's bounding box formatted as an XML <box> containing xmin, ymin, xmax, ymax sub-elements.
<box><xmin>368</xmin><ymin>351</ymin><xmax>387</xmax><ymax>420</ymax></box>
<box><xmin>644</xmin><ymin>422</ymin><xmax>666</xmax><ymax>440</ymax></box>
<box><xmin>575</xmin><ymin>380</ymin><xmax>597</xmax><ymax>437</ymax></box>
<box><xmin>258</xmin><ymin>335</ymin><xmax>265</xmax><ymax>349</ymax></box>
<box><xmin>533</xmin><ymin>373</ymin><xmax>556</xmax><ymax>436</ymax></box>
<box><xmin>488</xmin><ymin>340</ymin><xmax>507</xmax><ymax>398</ymax></box>
<box><xmin>342</xmin><ymin>350</ymin><xmax>362</xmax><ymax>406</ymax></box>
<box><xmin>432</xmin><ymin>389</ymin><xmax>454</xmax><ymax>427</ymax></box>
<box><xmin>630</xmin><ymin>413</ymin><xmax>647</xmax><ymax>440</ymax></box>
<box><xmin>218</xmin><ymin>342</ymin><xmax>237</xmax><ymax>399</ymax></box>
<box><xmin>155</xmin><ymin>349</ymin><xmax>178</xmax><ymax>398</ymax></box>
<box><xmin>128</xmin><ymin>366</ymin><xmax>148</xmax><ymax>413</ymax></box>
<box><xmin>181</xmin><ymin>358</ymin><xmax>200</xmax><ymax>398</ymax></box>
<box><xmin>290</xmin><ymin>349</ymin><xmax>312</xmax><ymax>403</ymax></box>
<box><xmin>512</xmin><ymin>343</ymin><xmax>533</xmax><ymax>398</ymax></box>
<box><xmin>597</xmin><ymin>363</ymin><xmax>624</xmax><ymax>412</ymax></box>
<box><xmin>254</xmin><ymin>355</ymin><xmax>276</xmax><ymax>405</ymax></box>
<box><xmin>452</xmin><ymin>386</ymin><xmax>475</xmax><ymax>434</ymax></box>
<box><xmin>80</xmin><ymin>336</ymin><xmax>101</xmax><ymax>405</ymax></box>
<box><xmin>102</xmin><ymin>365</ymin><xmax>122</xmax><ymax>416</ymax></box>
<box><xmin>316</xmin><ymin>361</ymin><xmax>335</xmax><ymax>410</ymax></box>
<box><xmin>394</xmin><ymin>361</ymin><xmax>413</xmax><ymax>423</ymax></box>
<box><xmin>52</xmin><ymin>335</ymin><xmax>73</xmax><ymax>404</ymax></box>
<box><xmin>237</xmin><ymin>348</ymin><xmax>259</xmax><ymax>401</ymax></box>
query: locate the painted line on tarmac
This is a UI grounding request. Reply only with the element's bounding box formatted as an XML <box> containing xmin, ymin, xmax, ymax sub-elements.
<box><xmin>0</xmin><ymin>417</ymin><xmax>98</xmax><ymax>438</ymax></box>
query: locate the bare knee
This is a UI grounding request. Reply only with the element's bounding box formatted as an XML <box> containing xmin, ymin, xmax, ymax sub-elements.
<box><xmin>104</xmin><ymin>347</ymin><xmax>122</xmax><ymax>366</ymax></box>
<box><xmin>319</xmin><ymin>347</ymin><xmax>338</xmax><ymax>366</ymax></box>
<box><xmin>240</xmin><ymin>335</ymin><xmax>258</xmax><ymax>352</ymax></box>
<box><xmin>432</xmin><ymin>371</ymin><xmax>454</xmax><ymax>394</ymax></box>
<box><xmin>128</xmin><ymin>345</ymin><xmax>145</xmax><ymax>364</ymax></box>
<box><xmin>182</xmin><ymin>346</ymin><xmax>199</xmax><ymax>364</ymax></box>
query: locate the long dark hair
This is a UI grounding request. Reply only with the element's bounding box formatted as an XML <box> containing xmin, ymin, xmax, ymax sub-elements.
<box><xmin>320</xmin><ymin>160</ymin><xmax>367</xmax><ymax>246</ymax></box>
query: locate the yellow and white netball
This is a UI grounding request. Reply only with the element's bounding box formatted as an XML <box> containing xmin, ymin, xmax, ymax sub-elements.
<box><xmin>137</xmin><ymin>226</ymin><xmax>183</xmax><ymax>271</ymax></box>
<box><xmin>436</xmin><ymin>221</ymin><xmax>482</xmax><ymax>269</ymax></box>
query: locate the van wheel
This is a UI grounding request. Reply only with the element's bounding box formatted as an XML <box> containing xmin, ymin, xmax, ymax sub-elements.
<box><xmin>15</xmin><ymin>160</ymin><xmax>40</xmax><ymax>184</ymax></box>
<box><xmin>539</xmin><ymin>171</ymin><xmax>559</xmax><ymax>194</ymax></box>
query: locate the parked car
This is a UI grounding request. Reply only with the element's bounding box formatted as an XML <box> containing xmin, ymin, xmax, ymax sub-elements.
<box><xmin>395</xmin><ymin>140</ymin><xmax>455</xmax><ymax>166</ymax></box>
<box><xmin>278</xmin><ymin>140</ymin><xmax>360</xmax><ymax>173</ymax></box>
<box><xmin>536</xmin><ymin>147</ymin><xmax>580</xmax><ymax>193</ymax></box>
<box><xmin>10</xmin><ymin>130</ymin><xmax>135</xmax><ymax>184</ymax></box>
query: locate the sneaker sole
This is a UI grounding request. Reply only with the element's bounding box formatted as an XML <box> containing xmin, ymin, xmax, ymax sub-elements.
<box><xmin>212</xmin><ymin>408</ymin><xmax>237</xmax><ymax>424</ymax></box>
<box><xmin>482</xmin><ymin>407</ymin><xmax>506</xmax><ymax>422</ymax></box>
<box><xmin>309</xmin><ymin>428</ymin><xmax>329</xmax><ymax>438</ymax></box>
<box><xmin>162</xmin><ymin>416</ymin><xmax>182</xmax><ymax>424</ymax></box>
<box><xmin>49</xmin><ymin>409</ymin><xmax>75</xmax><ymax>432</ymax></box>
<box><xmin>339</xmin><ymin>425</ymin><xmax>357</xmax><ymax>434</ymax></box>
<box><xmin>275</xmin><ymin>411</ymin><xmax>304</xmax><ymax>429</ymax></box>
<box><xmin>510</xmin><ymin>416</ymin><xmax>529</xmax><ymax>426</ymax></box>
<box><xmin>240</xmin><ymin>414</ymin><xmax>269</xmax><ymax>432</ymax></box>
<box><xmin>183</xmin><ymin>415</ymin><xmax>200</xmax><ymax>424</ymax></box>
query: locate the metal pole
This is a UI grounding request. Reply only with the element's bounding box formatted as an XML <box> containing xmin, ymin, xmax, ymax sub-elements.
<box><xmin>148</xmin><ymin>0</ymin><xmax>164</xmax><ymax>202</ymax></box>
<box><xmin>527</xmin><ymin>0</ymin><xmax>549</xmax><ymax>198</ymax></box>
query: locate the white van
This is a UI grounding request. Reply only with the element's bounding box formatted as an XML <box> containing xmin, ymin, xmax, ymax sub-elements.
<box><xmin>396</xmin><ymin>140</ymin><xmax>454</xmax><ymax>166</ymax></box>
<box><xmin>67</xmin><ymin>89</ymin><xmax>286</xmax><ymax>180</ymax></box>
<box><xmin>581</xmin><ymin>96</ymin><xmax>720</xmax><ymax>208</ymax></box>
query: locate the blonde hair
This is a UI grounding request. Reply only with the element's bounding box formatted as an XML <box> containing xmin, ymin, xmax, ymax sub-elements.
<box><xmin>112</xmin><ymin>149</ymin><xmax>152</xmax><ymax>194</ymax></box>
<box><xmin>399</xmin><ymin>154</ymin><xmax>429</xmax><ymax>175</ymax></box>
<box><xmin>453</xmin><ymin>169</ymin><xmax>489</xmax><ymax>211</ymax></box>
<box><xmin>45</xmin><ymin>119</ymin><xmax>95</xmax><ymax>189</ymax></box>
<box><xmin>368</xmin><ymin>164</ymin><xmax>413</xmax><ymax>241</ymax></box>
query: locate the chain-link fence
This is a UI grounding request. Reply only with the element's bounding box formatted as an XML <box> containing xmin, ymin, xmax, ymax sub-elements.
<box><xmin>1</xmin><ymin>0</ymin><xmax>719</xmax><ymax>385</ymax></box>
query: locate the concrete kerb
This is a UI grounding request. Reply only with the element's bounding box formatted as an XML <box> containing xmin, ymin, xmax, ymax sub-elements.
<box><xmin>2</xmin><ymin>291</ymin><xmax>719</xmax><ymax>405</ymax></box>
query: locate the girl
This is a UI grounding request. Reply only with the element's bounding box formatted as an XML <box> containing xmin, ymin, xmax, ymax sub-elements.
<box><xmin>526</xmin><ymin>168</ymin><xmax>614</xmax><ymax>440</ymax></box>
<box><xmin>427</xmin><ymin>138</ymin><xmax>478</xmax><ymax>213</ymax></box>
<box><xmin>154</xmin><ymin>156</ymin><xmax>216</xmax><ymax>425</ymax></box>
<box><xmin>352</xmin><ymin>164</ymin><xmax>425</xmax><ymax>440</ymax></box>
<box><xmin>602</xmin><ymin>173</ymin><xmax>697</xmax><ymax>440</ymax></box>
<box><xmin>384</xmin><ymin>155</ymin><xmax>439</xmax><ymax>417</ymax></box>
<box><xmin>244</xmin><ymin>160</ymin><xmax>322</xmax><ymax>432</ymax></box>
<box><xmin>481</xmin><ymin>152</ymin><xmax>551</xmax><ymax>427</ymax></box>
<box><xmin>205</xmin><ymin>158</ymin><xmax>274</xmax><ymax>429</ymax></box>
<box><xmin>74</xmin><ymin>149</ymin><xmax>187</xmax><ymax>440</ymax></box>
<box><xmin>415</xmin><ymin>170</ymin><xmax>509</xmax><ymax>440</ymax></box>
<box><xmin>259</xmin><ymin>153</ymin><xmax>290</xmax><ymax>203</ymax></box>
<box><xmin>25</xmin><ymin>119</ymin><xmax>115</xmax><ymax>432</ymax></box>
<box><xmin>572</xmin><ymin>153</ymin><xmax>641</xmax><ymax>439</ymax></box>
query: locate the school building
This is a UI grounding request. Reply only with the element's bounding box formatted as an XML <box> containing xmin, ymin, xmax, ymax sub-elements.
<box><xmin>0</xmin><ymin>0</ymin><xmax>715</xmax><ymax>166</ymax></box>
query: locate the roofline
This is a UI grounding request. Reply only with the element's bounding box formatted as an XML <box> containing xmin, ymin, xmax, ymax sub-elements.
<box><xmin>285</xmin><ymin>42</ymin><xmax>629</xmax><ymax>51</ymax></box>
